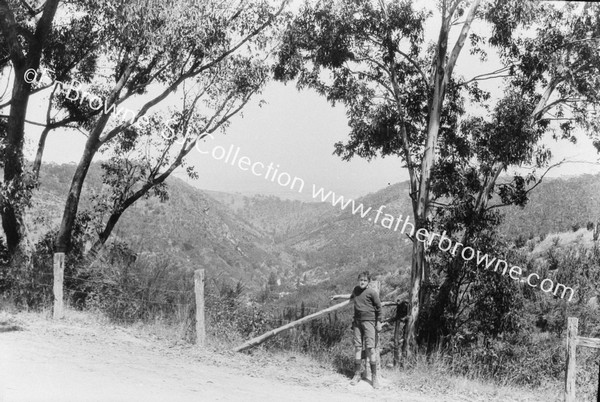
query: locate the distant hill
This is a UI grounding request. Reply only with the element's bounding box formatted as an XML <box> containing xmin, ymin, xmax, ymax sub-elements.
<box><xmin>500</xmin><ymin>173</ymin><xmax>600</xmax><ymax>240</ymax></box>
<box><xmin>29</xmin><ymin>163</ymin><xmax>600</xmax><ymax>295</ymax></box>
<box><xmin>32</xmin><ymin>163</ymin><xmax>300</xmax><ymax>290</ymax></box>
<box><xmin>206</xmin><ymin>190</ymin><xmax>333</xmax><ymax>241</ymax></box>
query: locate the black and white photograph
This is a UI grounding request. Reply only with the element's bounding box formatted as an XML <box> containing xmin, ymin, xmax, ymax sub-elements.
<box><xmin>1</xmin><ymin>0</ymin><xmax>599</xmax><ymax>400</ymax></box>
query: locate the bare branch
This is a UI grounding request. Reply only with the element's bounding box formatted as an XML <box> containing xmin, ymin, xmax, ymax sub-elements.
<box><xmin>444</xmin><ymin>0</ymin><xmax>482</xmax><ymax>87</ymax></box>
<box><xmin>24</xmin><ymin>118</ymin><xmax>47</xmax><ymax>127</ymax></box>
<box><xmin>459</xmin><ymin>65</ymin><xmax>513</xmax><ymax>86</ymax></box>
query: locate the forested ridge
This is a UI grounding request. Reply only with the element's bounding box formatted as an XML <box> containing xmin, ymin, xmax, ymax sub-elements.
<box><xmin>30</xmin><ymin>162</ymin><xmax>600</xmax><ymax>293</ymax></box>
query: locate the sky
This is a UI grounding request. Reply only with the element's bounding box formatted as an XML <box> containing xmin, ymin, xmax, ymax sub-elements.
<box><xmin>19</xmin><ymin>1</ymin><xmax>600</xmax><ymax>203</ymax></box>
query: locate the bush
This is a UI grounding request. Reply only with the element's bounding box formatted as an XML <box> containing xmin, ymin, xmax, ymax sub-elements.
<box><xmin>204</xmin><ymin>279</ymin><xmax>276</xmax><ymax>344</ymax></box>
<box><xmin>515</xmin><ymin>234</ymin><xmax>526</xmax><ymax>248</ymax></box>
<box><xmin>85</xmin><ymin>249</ymin><xmax>194</xmax><ymax>328</ymax></box>
<box><xmin>1</xmin><ymin>213</ymin><xmax>98</xmax><ymax>310</ymax></box>
<box><xmin>265</xmin><ymin>312</ymin><xmax>349</xmax><ymax>354</ymax></box>
<box><xmin>0</xmin><ymin>250</ymin><xmax>53</xmax><ymax>309</ymax></box>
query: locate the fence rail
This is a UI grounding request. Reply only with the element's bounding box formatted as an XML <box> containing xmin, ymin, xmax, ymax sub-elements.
<box><xmin>233</xmin><ymin>300</ymin><xmax>402</xmax><ymax>352</ymax></box>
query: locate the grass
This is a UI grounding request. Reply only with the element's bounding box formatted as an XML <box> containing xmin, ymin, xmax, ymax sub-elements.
<box><xmin>387</xmin><ymin>351</ymin><xmax>562</xmax><ymax>402</ymax></box>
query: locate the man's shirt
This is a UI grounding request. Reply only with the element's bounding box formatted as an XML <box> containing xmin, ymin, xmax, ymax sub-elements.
<box><xmin>350</xmin><ymin>286</ymin><xmax>382</xmax><ymax>322</ymax></box>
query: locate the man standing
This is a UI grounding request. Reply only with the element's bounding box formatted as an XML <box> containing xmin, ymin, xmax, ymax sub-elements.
<box><xmin>332</xmin><ymin>271</ymin><xmax>382</xmax><ymax>389</ymax></box>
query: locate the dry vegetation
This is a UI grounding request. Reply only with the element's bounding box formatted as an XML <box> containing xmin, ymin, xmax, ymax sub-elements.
<box><xmin>0</xmin><ymin>305</ymin><xmax>562</xmax><ymax>402</ymax></box>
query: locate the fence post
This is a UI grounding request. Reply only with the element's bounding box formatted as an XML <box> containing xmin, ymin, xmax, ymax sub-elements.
<box><xmin>565</xmin><ymin>317</ymin><xmax>578</xmax><ymax>402</ymax></box>
<box><xmin>194</xmin><ymin>269</ymin><xmax>206</xmax><ymax>347</ymax></box>
<box><xmin>53</xmin><ymin>252</ymin><xmax>65</xmax><ymax>319</ymax></box>
<box><xmin>393</xmin><ymin>305</ymin><xmax>402</xmax><ymax>367</ymax></box>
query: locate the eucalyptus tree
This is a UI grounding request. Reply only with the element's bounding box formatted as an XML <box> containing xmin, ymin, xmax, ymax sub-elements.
<box><xmin>47</xmin><ymin>0</ymin><xmax>285</xmax><ymax>262</ymax></box>
<box><xmin>427</xmin><ymin>1</ymin><xmax>600</xmax><ymax>342</ymax></box>
<box><xmin>274</xmin><ymin>0</ymin><xmax>600</xmax><ymax>357</ymax></box>
<box><xmin>86</xmin><ymin>54</ymin><xmax>270</xmax><ymax>258</ymax></box>
<box><xmin>0</xmin><ymin>0</ymin><xmax>73</xmax><ymax>255</ymax></box>
<box><xmin>2</xmin><ymin>0</ymin><xmax>287</xmax><ymax>317</ymax></box>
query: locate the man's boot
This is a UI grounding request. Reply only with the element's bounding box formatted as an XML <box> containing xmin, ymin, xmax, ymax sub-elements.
<box><xmin>350</xmin><ymin>360</ymin><xmax>362</xmax><ymax>385</ymax></box>
<box><xmin>371</xmin><ymin>363</ymin><xmax>380</xmax><ymax>389</ymax></box>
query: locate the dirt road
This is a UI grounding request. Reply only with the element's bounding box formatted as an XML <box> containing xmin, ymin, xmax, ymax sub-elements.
<box><xmin>0</xmin><ymin>312</ymin><xmax>438</xmax><ymax>402</ymax></box>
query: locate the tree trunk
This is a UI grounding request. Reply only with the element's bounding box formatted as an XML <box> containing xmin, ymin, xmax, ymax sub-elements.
<box><xmin>401</xmin><ymin>0</ymin><xmax>481</xmax><ymax>360</ymax></box>
<box><xmin>52</xmin><ymin>136</ymin><xmax>99</xmax><ymax>316</ymax></box>
<box><xmin>1</xmin><ymin>66</ymin><xmax>29</xmax><ymax>255</ymax></box>
<box><xmin>87</xmin><ymin>210</ymin><xmax>124</xmax><ymax>260</ymax></box>
<box><xmin>85</xmin><ymin>159</ymin><xmax>179</xmax><ymax>260</ymax></box>
<box><xmin>403</xmin><ymin>49</ymin><xmax>446</xmax><ymax>360</ymax></box>
<box><xmin>32</xmin><ymin>126</ymin><xmax>51</xmax><ymax>180</ymax></box>
<box><xmin>54</xmin><ymin>139</ymin><xmax>99</xmax><ymax>253</ymax></box>
<box><xmin>0</xmin><ymin>0</ymin><xmax>60</xmax><ymax>256</ymax></box>
<box><xmin>404</xmin><ymin>238</ymin><xmax>427</xmax><ymax>359</ymax></box>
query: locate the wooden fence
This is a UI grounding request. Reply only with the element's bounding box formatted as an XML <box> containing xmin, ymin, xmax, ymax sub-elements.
<box><xmin>194</xmin><ymin>269</ymin><xmax>206</xmax><ymax>347</ymax></box>
<box><xmin>233</xmin><ymin>279</ymin><xmax>408</xmax><ymax>370</ymax></box>
<box><xmin>565</xmin><ymin>317</ymin><xmax>600</xmax><ymax>402</ymax></box>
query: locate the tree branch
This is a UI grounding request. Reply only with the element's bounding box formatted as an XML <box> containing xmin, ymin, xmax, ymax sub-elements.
<box><xmin>459</xmin><ymin>65</ymin><xmax>513</xmax><ymax>86</ymax></box>
<box><xmin>193</xmin><ymin>0</ymin><xmax>288</xmax><ymax>75</ymax></box>
<box><xmin>443</xmin><ymin>0</ymin><xmax>481</xmax><ymax>87</ymax></box>
<box><xmin>395</xmin><ymin>49</ymin><xmax>430</xmax><ymax>91</ymax></box>
<box><xmin>19</xmin><ymin>0</ymin><xmax>44</xmax><ymax>17</ymax></box>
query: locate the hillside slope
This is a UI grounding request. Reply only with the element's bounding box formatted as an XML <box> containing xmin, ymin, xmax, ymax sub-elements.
<box><xmin>32</xmin><ymin>164</ymin><xmax>299</xmax><ymax>289</ymax></box>
<box><xmin>500</xmin><ymin>173</ymin><xmax>600</xmax><ymax>238</ymax></box>
<box><xmin>30</xmin><ymin>163</ymin><xmax>600</xmax><ymax>294</ymax></box>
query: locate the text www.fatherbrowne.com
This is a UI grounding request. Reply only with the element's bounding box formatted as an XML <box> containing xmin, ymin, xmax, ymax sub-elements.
<box><xmin>310</xmin><ymin>186</ymin><xmax>575</xmax><ymax>302</ymax></box>
<box><xmin>194</xmin><ymin>137</ymin><xmax>575</xmax><ymax>302</ymax></box>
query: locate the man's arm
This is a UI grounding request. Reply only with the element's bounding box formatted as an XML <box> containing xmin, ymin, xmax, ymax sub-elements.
<box><xmin>370</xmin><ymin>289</ymin><xmax>383</xmax><ymax>329</ymax></box>
<box><xmin>330</xmin><ymin>293</ymin><xmax>352</xmax><ymax>301</ymax></box>
<box><xmin>331</xmin><ymin>286</ymin><xmax>356</xmax><ymax>301</ymax></box>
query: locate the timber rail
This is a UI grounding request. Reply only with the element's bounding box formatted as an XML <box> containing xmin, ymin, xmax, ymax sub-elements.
<box><xmin>233</xmin><ymin>300</ymin><xmax>402</xmax><ymax>353</ymax></box>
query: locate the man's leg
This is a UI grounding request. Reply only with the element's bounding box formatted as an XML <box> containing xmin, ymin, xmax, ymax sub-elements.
<box><xmin>354</xmin><ymin>346</ymin><xmax>362</xmax><ymax>361</ymax></box>
<box><xmin>364</xmin><ymin>322</ymin><xmax>380</xmax><ymax>389</ymax></box>
<box><xmin>350</xmin><ymin>322</ymin><xmax>363</xmax><ymax>385</ymax></box>
<box><xmin>366</xmin><ymin>348</ymin><xmax>380</xmax><ymax>389</ymax></box>
<box><xmin>361</xmin><ymin>337</ymin><xmax>369</xmax><ymax>379</ymax></box>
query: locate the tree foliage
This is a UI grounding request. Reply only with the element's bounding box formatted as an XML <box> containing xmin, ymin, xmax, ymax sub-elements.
<box><xmin>1</xmin><ymin>0</ymin><xmax>287</xmax><ymax>261</ymax></box>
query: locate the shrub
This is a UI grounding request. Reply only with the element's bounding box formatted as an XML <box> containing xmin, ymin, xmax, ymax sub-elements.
<box><xmin>204</xmin><ymin>279</ymin><xmax>276</xmax><ymax>344</ymax></box>
<box><xmin>85</xmin><ymin>250</ymin><xmax>194</xmax><ymax>326</ymax></box>
<box><xmin>515</xmin><ymin>234</ymin><xmax>526</xmax><ymax>248</ymax></box>
<box><xmin>1</xmin><ymin>212</ymin><xmax>99</xmax><ymax>310</ymax></box>
<box><xmin>0</xmin><ymin>250</ymin><xmax>52</xmax><ymax>309</ymax></box>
